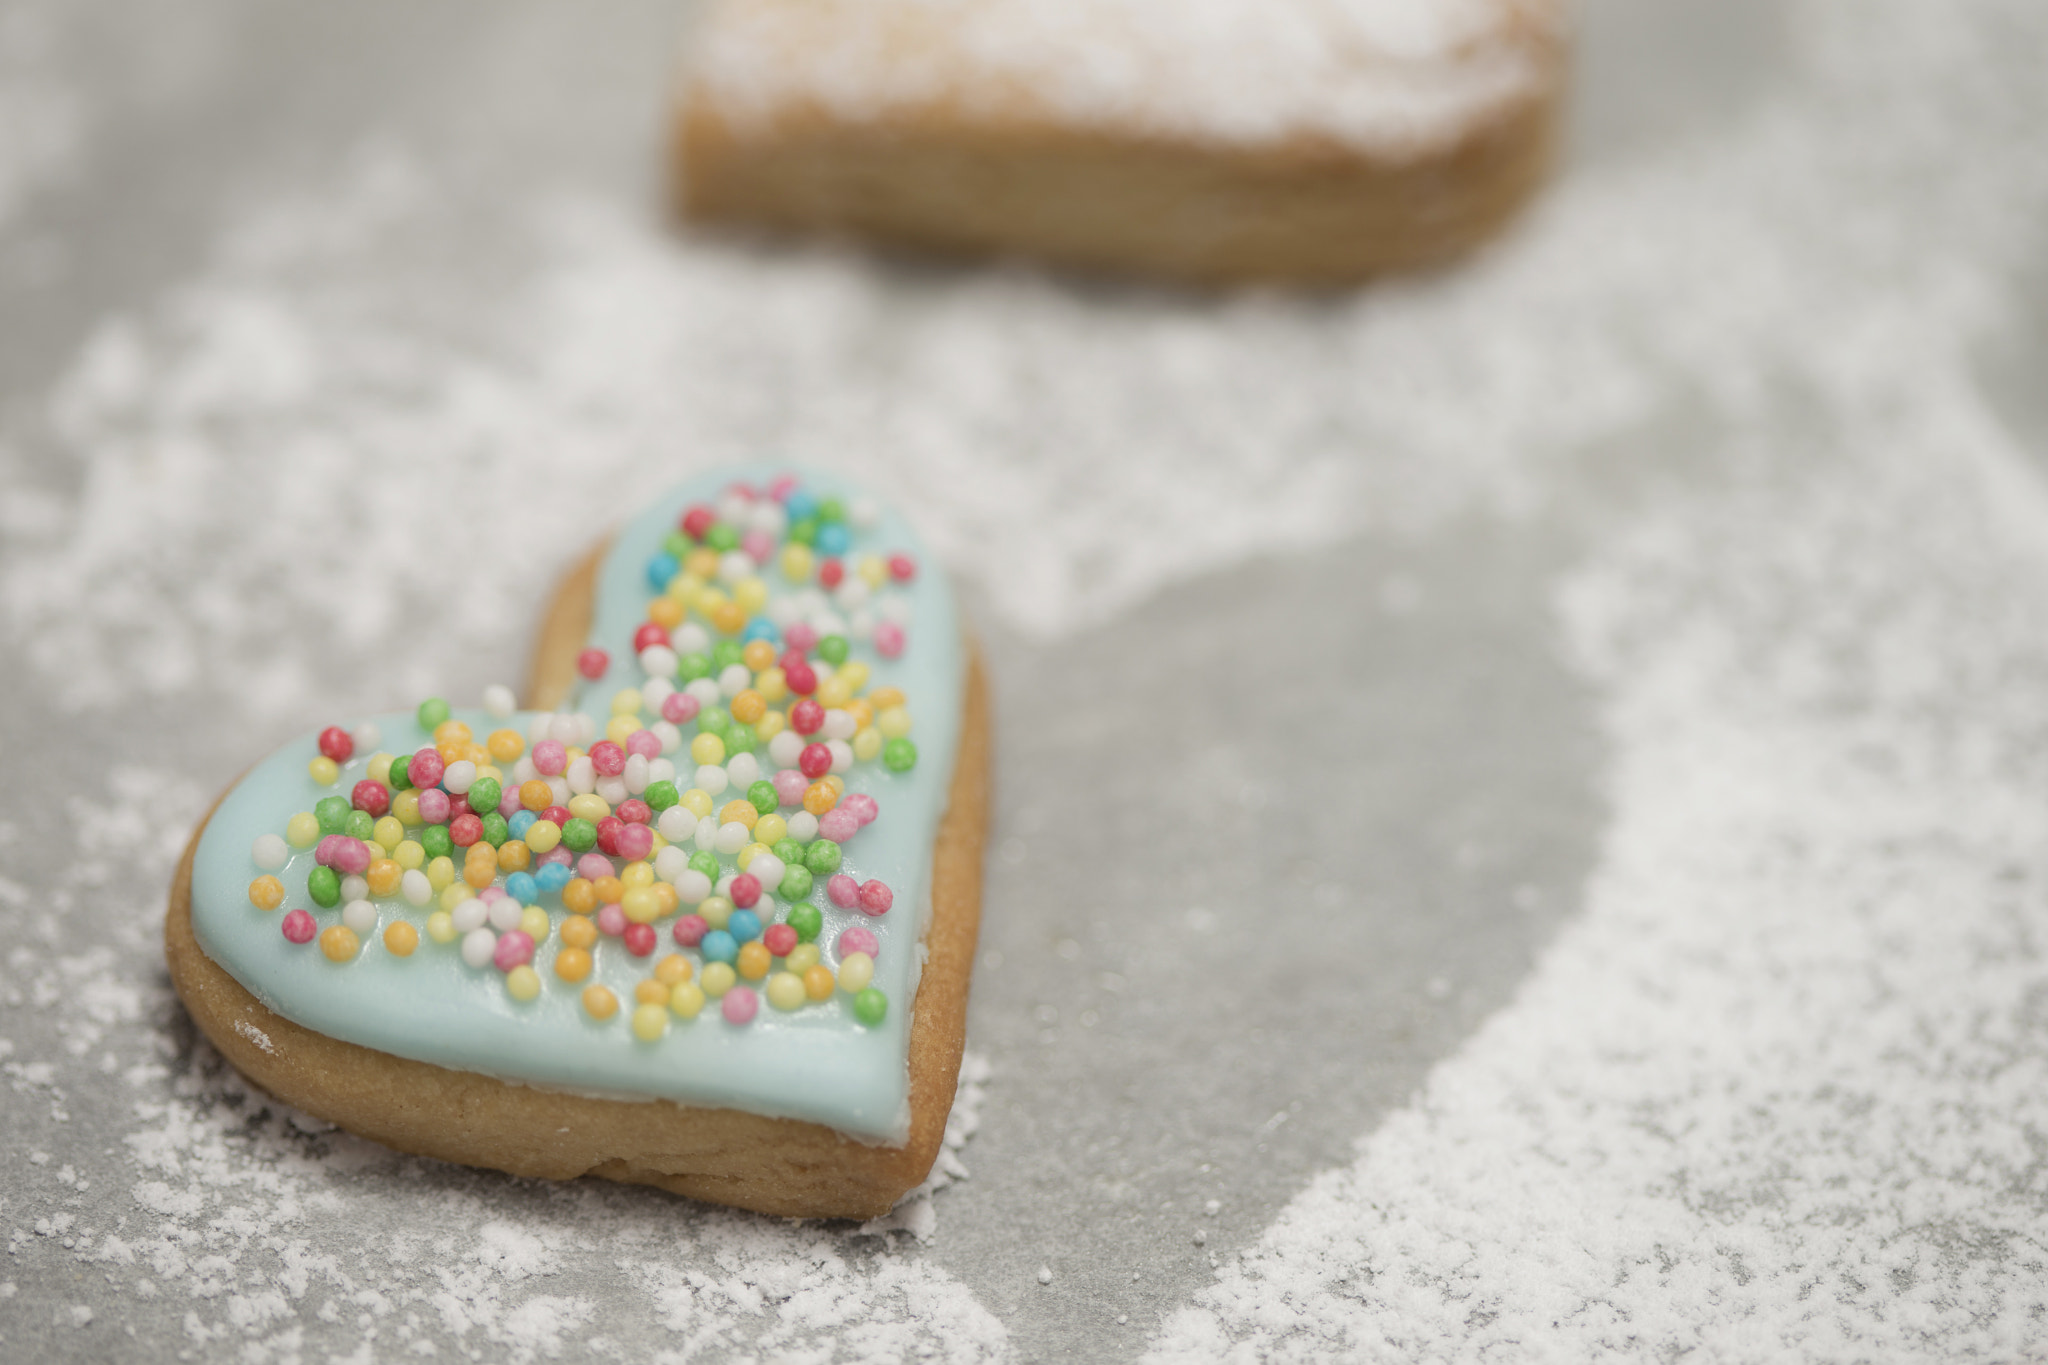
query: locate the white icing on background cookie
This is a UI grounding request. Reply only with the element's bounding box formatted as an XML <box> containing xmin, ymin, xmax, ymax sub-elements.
<box><xmin>689</xmin><ymin>0</ymin><xmax>1562</xmax><ymax>155</ymax></box>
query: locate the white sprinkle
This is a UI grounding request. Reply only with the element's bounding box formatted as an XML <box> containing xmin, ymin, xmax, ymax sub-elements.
<box><xmin>482</xmin><ymin>684</ymin><xmax>516</xmax><ymax>718</ymax></box>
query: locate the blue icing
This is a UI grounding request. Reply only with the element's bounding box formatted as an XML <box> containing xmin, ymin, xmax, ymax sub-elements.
<box><xmin>190</xmin><ymin>467</ymin><xmax>962</xmax><ymax>1142</ymax></box>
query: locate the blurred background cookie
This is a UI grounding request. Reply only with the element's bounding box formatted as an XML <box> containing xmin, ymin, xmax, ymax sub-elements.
<box><xmin>677</xmin><ymin>0</ymin><xmax>1570</xmax><ymax>284</ymax></box>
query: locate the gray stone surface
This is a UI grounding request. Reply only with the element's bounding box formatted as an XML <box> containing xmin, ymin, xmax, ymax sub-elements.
<box><xmin>6</xmin><ymin>0</ymin><xmax>2039</xmax><ymax>1360</ymax></box>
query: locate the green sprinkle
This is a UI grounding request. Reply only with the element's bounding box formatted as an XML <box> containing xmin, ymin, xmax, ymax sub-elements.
<box><xmin>704</xmin><ymin>522</ymin><xmax>739</xmax><ymax>552</ymax></box>
<box><xmin>662</xmin><ymin>530</ymin><xmax>691</xmax><ymax>559</ymax></box>
<box><xmin>747</xmin><ymin>781</ymin><xmax>779</xmax><ymax>816</ymax></box>
<box><xmin>817</xmin><ymin>635</ymin><xmax>850</xmax><ymax>665</ymax></box>
<box><xmin>789</xmin><ymin>518</ymin><xmax>818</xmax><ymax>546</ymax></box>
<box><xmin>711</xmin><ymin>640</ymin><xmax>745</xmax><ymax>670</ymax></box>
<box><xmin>561</xmin><ymin>818</ymin><xmax>597</xmax><ymax>854</ymax></box>
<box><xmin>697</xmin><ymin>706</ymin><xmax>731</xmax><ymax>736</ymax></box>
<box><xmin>417</xmin><ymin>697</ymin><xmax>450</xmax><ymax>731</ymax></box>
<box><xmin>306</xmin><ymin>865</ymin><xmax>341</xmax><ymax>908</ymax></box>
<box><xmin>387</xmin><ymin>756</ymin><xmax>414</xmax><ymax>791</ymax></box>
<box><xmin>677</xmin><ymin>653</ymin><xmax>713</xmax><ymax>682</ymax></box>
<box><xmin>786</xmin><ymin>903</ymin><xmax>822</xmax><ymax>943</ymax></box>
<box><xmin>883</xmin><ymin>738</ymin><xmax>919</xmax><ymax>772</ymax></box>
<box><xmin>643</xmin><ymin>781</ymin><xmax>679</xmax><ymax>812</ymax></box>
<box><xmin>771</xmin><ymin>838</ymin><xmax>805</xmax><ymax>866</ymax></box>
<box><xmin>344</xmin><ymin>810</ymin><xmax>375</xmax><ymax>841</ymax></box>
<box><xmin>688</xmin><ymin>850</ymin><xmax>721</xmax><ymax>881</ymax></box>
<box><xmin>480</xmin><ymin>813</ymin><xmax>509</xmax><ymax>848</ymax></box>
<box><xmin>852</xmin><ymin>987</ymin><xmax>888</xmax><ymax>1026</ymax></box>
<box><xmin>723</xmin><ymin>727</ymin><xmax>755</xmax><ymax>756</ymax></box>
<box><xmin>817</xmin><ymin>497</ymin><xmax>846</xmax><ymax>524</ymax></box>
<box><xmin>315</xmin><ymin>796</ymin><xmax>351</xmax><ymax>835</ymax></box>
<box><xmin>420</xmin><ymin>826</ymin><xmax>453</xmax><ymax>860</ymax></box>
<box><xmin>466</xmin><ymin>776</ymin><xmax>502</xmax><ymax>816</ymax></box>
<box><xmin>779</xmin><ymin>865</ymin><xmax>813</xmax><ymax>901</ymax></box>
<box><xmin>804</xmin><ymin>840</ymin><xmax>842</xmax><ymax>876</ymax></box>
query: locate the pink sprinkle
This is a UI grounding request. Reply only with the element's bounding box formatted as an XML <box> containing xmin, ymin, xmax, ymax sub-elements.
<box><xmin>779</xmin><ymin>646</ymin><xmax>809</xmax><ymax>672</ymax></box>
<box><xmin>493</xmin><ymin>931</ymin><xmax>534</xmax><ymax>972</ymax></box>
<box><xmin>415</xmin><ymin>787</ymin><xmax>450</xmax><ymax>825</ymax></box>
<box><xmin>763</xmin><ymin>923</ymin><xmax>797</xmax><ymax>956</ymax></box>
<box><xmin>577</xmin><ymin>648</ymin><xmax>609</xmax><ymax>680</ymax></box>
<box><xmin>533</xmin><ymin>740</ymin><xmax>567</xmax><ymax>777</ymax></box>
<box><xmin>539</xmin><ymin>847</ymin><xmax>573</xmax><ymax>869</ymax></box>
<box><xmin>614</xmin><ymin>824</ymin><xmax>654</xmax><ymax>861</ymax></box>
<box><xmin>673</xmin><ymin>914</ymin><xmax>708</xmax><ymax>947</ymax></box>
<box><xmin>729</xmin><ymin>873</ymin><xmax>761</xmax><ymax>908</ymax></box>
<box><xmin>577</xmin><ymin>853</ymin><xmax>614</xmax><ymax>882</ymax></box>
<box><xmin>888</xmin><ymin>553</ymin><xmax>916</xmax><ymax>582</ymax></box>
<box><xmin>874</xmin><ymin>622</ymin><xmax>906</xmax><ymax>659</ymax></box>
<box><xmin>785</xmin><ymin>662</ymin><xmax>818</xmax><ymax>696</ymax></box>
<box><xmin>769</xmin><ymin>474</ymin><xmax>799</xmax><ymax>501</ymax></box>
<box><xmin>331</xmin><ymin>839</ymin><xmax>371</xmax><ymax>876</ymax></box>
<box><xmin>740</xmin><ymin>528</ymin><xmax>775</xmax><ymax>563</ymax></box>
<box><xmin>839</xmin><ymin>926</ymin><xmax>879</xmax><ymax>959</ymax></box>
<box><xmin>662</xmin><ymin>692</ymin><xmax>700</xmax><ymax>724</ymax></box>
<box><xmin>721</xmin><ymin>987</ymin><xmax>759</xmax><ymax>1024</ymax></box>
<box><xmin>351</xmin><ymin>780</ymin><xmax>390</xmax><ymax>818</ymax></box>
<box><xmin>785</xmin><ymin>622</ymin><xmax>818</xmax><ymax>651</ymax></box>
<box><xmin>799</xmin><ymin>743</ymin><xmax>833</xmax><ymax>779</ymax></box>
<box><xmin>827</xmin><ymin>873</ymin><xmax>861</xmax><ymax>908</ymax></box>
<box><xmin>617</xmin><ymin>799</ymin><xmax>651</xmax><ymax>826</ymax></box>
<box><xmin>626</xmin><ymin>729</ymin><xmax>661</xmax><ymax>759</ymax></box>
<box><xmin>313</xmin><ymin>834</ymin><xmax>344</xmax><ymax>868</ymax></box>
<box><xmin>597</xmin><ymin>904</ymin><xmax>628</xmax><ymax>936</ymax></box>
<box><xmin>408</xmin><ymin>747</ymin><xmax>444</xmax><ymax>789</ymax></box>
<box><xmin>498</xmin><ymin>788</ymin><xmax>522</xmax><ymax>818</ymax></box>
<box><xmin>725</xmin><ymin>480</ymin><xmax>757</xmax><ymax>502</ymax></box>
<box><xmin>282</xmin><ymin>909</ymin><xmax>317</xmax><ymax>944</ymax></box>
<box><xmin>633</xmin><ymin>622</ymin><xmax>670</xmax><ymax>652</ymax></box>
<box><xmin>478</xmin><ymin>887</ymin><xmax>506</xmax><ymax>903</ymax></box>
<box><xmin>842</xmin><ymin>793</ymin><xmax>879</xmax><ymax>826</ymax></box>
<box><xmin>773</xmin><ymin>769</ymin><xmax>809</xmax><ymax>805</ymax></box>
<box><xmin>790</xmin><ymin>699</ymin><xmax>824</xmax><ymax>736</ymax></box>
<box><xmin>589</xmin><ymin>740</ymin><xmax>626</xmax><ymax>777</ymax></box>
<box><xmin>858</xmin><ymin>880</ymin><xmax>894</xmax><ymax>916</ymax></box>
<box><xmin>818</xmin><ymin>809</ymin><xmax>859</xmax><ymax>843</ymax></box>
<box><xmin>624</xmin><ymin>922</ymin><xmax>657</xmax><ymax>957</ymax></box>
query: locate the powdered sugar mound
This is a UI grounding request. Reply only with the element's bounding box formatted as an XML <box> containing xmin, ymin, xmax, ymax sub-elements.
<box><xmin>690</xmin><ymin>0</ymin><xmax>1559</xmax><ymax>156</ymax></box>
<box><xmin>860</xmin><ymin>1051</ymin><xmax>991</xmax><ymax>1242</ymax></box>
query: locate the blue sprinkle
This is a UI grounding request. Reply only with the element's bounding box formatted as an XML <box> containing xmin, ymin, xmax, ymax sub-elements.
<box><xmin>645</xmin><ymin>551</ymin><xmax>680</xmax><ymax>590</ymax></box>
<box><xmin>508</xmin><ymin>810</ymin><xmax>537</xmax><ymax>839</ymax></box>
<box><xmin>504</xmin><ymin>870</ymin><xmax>538</xmax><ymax>904</ymax></box>
<box><xmin>534</xmin><ymin>863</ymin><xmax>573</xmax><ymax>894</ymax></box>
<box><xmin>701</xmin><ymin>930</ymin><xmax>738</xmax><ymax>964</ymax></box>
<box><xmin>815</xmin><ymin>523</ymin><xmax>851</xmax><ymax>556</ymax></box>
<box><xmin>727</xmin><ymin>909</ymin><xmax>763</xmax><ymax>943</ymax></box>
<box><xmin>784</xmin><ymin>491</ymin><xmax>819</xmax><ymax>522</ymax></box>
<box><xmin>741</xmin><ymin>617</ymin><xmax>779</xmax><ymax>644</ymax></box>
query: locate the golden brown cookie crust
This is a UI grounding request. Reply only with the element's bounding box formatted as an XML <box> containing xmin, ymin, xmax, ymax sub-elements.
<box><xmin>164</xmin><ymin>546</ymin><xmax>990</xmax><ymax>1220</ymax></box>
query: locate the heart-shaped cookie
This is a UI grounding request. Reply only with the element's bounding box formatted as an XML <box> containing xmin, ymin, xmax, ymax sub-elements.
<box><xmin>166</xmin><ymin>468</ymin><xmax>989</xmax><ymax>1218</ymax></box>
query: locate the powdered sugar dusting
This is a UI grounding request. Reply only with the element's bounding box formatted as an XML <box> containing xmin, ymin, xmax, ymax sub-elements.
<box><xmin>688</xmin><ymin>0</ymin><xmax>1561</xmax><ymax>155</ymax></box>
<box><xmin>1143</xmin><ymin>0</ymin><xmax>2048</xmax><ymax>1356</ymax></box>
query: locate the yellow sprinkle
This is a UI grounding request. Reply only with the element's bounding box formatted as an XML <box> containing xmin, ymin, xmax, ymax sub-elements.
<box><xmin>631</xmin><ymin>1003</ymin><xmax>669</xmax><ymax>1041</ymax></box>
